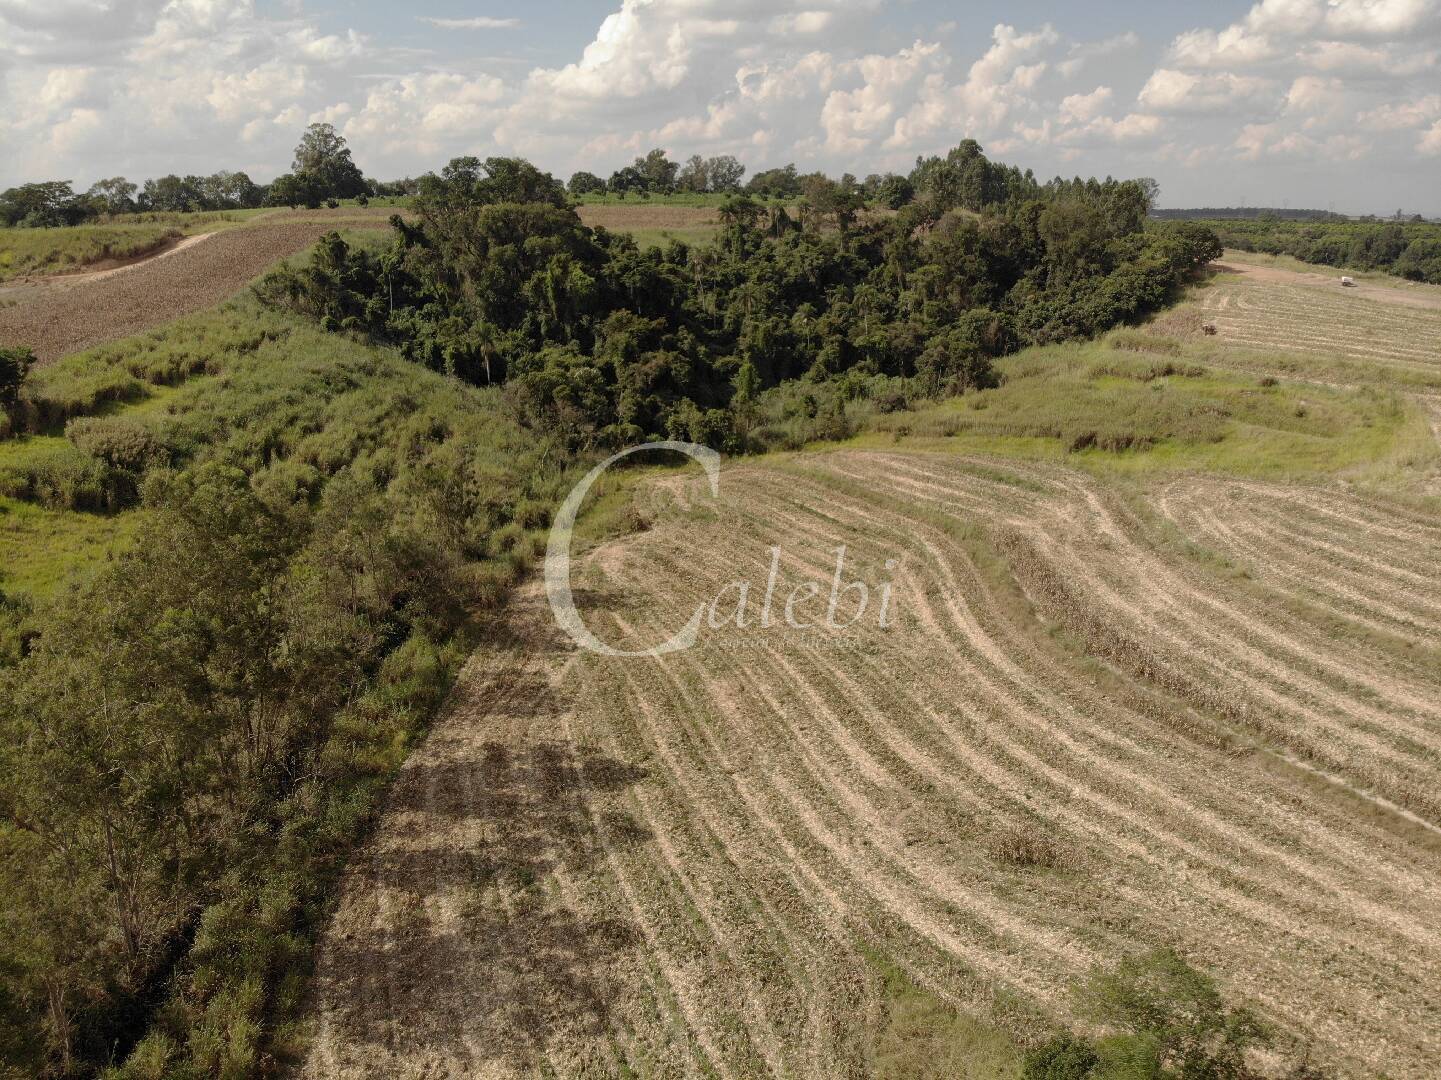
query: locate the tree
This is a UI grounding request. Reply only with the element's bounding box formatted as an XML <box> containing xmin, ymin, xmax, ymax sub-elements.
<box><xmin>568</xmin><ymin>171</ymin><xmax>607</xmax><ymax>197</ymax></box>
<box><xmin>141</xmin><ymin>174</ymin><xmax>202</xmax><ymax>213</ymax></box>
<box><xmin>634</xmin><ymin>148</ymin><xmax>679</xmax><ymax>194</ymax></box>
<box><xmin>292</xmin><ymin>122</ymin><xmax>368</xmax><ymax>200</ymax></box>
<box><xmin>677</xmin><ymin>155</ymin><xmax>710</xmax><ymax>193</ymax></box>
<box><xmin>607</xmin><ymin>165</ymin><xmax>646</xmax><ymax>196</ymax></box>
<box><xmin>475</xmin><ymin>158</ymin><xmax>567</xmax><ymax>206</ymax></box>
<box><xmin>0</xmin><ymin>347</ymin><xmax>34</xmax><ymax>418</ymax></box>
<box><xmin>746</xmin><ymin>164</ymin><xmax>801</xmax><ymax>199</ymax></box>
<box><xmin>707</xmin><ymin>155</ymin><xmax>746</xmax><ymax>193</ymax></box>
<box><xmin>0</xmin><ymin>182</ymin><xmax>81</xmax><ymax>227</ymax></box>
<box><xmin>265</xmin><ymin>172</ymin><xmax>320</xmax><ymax>209</ymax></box>
<box><xmin>85</xmin><ymin>177</ymin><xmax>137</xmax><ymax>216</ymax></box>
<box><xmin>877</xmin><ymin>173</ymin><xmax>915</xmax><ymax>210</ymax></box>
<box><xmin>1076</xmin><ymin>949</ymin><xmax>1270</xmax><ymax>1079</ymax></box>
<box><xmin>1023</xmin><ymin>1035</ymin><xmax>1100</xmax><ymax>1080</ymax></box>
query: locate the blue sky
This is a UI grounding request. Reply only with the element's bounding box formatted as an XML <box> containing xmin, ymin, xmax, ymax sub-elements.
<box><xmin>2</xmin><ymin>1</ymin><xmax>1438</xmax><ymax>214</ymax></box>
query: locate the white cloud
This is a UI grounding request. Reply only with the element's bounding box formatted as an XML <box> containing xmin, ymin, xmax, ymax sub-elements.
<box><xmin>1138</xmin><ymin>69</ymin><xmax>1278</xmax><ymax>114</ymax></box>
<box><xmin>1057</xmin><ymin>32</ymin><xmax>1140</xmax><ymax>78</ymax></box>
<box><xmin>887</xmin><ymin>23</ymin><xmax>1059</xmax><ymax>147</ymax></box>
<box><xmin>820</xmin><ymin>42</ymin><xmax>940</xmax><ymax>153</ymax></box>
<box><xmin>770</xmin><ymin>10</ymin><xmax>833</xmax><ymax>35</ymax></box>
<box><xmin>1058</xmin><ymin>86</ymin><xmax>1112</xmax><ymax>124</ymax></box>
<box><xmin>0</xmin><ymin>0</ymin><xmax>1438</xmax><ymax>212</ymax></box>
<box><xmin>1357</xmin><ymin>94</ymin><xmax>1441</xmax><ymax>129</ymax></box>
<box><xmin>417</xmin><ymin>16</ymin><xmax>522</xmax><ymax>30</ymax></box>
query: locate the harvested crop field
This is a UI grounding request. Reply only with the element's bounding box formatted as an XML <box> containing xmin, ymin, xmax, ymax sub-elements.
<box><xmin>0</xmin><ymin>212</ymin><xmax>393</xmax><ymax>364</ymax></box>
<box><xmin>1201</xmin><ymin>259</ymin><xmax>1441</xmax><ymax>377</ymax></box>
<box><xmin>303</xmin><ymin>451</ymin><xmax>1441</xmax><ymax>1079</ymax></box>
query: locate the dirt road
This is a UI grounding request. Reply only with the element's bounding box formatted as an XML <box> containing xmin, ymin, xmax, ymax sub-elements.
<box><xmin>0</xmin><ymin>214</ymin><xmax>392</xmax><ymax>364</ymax></box>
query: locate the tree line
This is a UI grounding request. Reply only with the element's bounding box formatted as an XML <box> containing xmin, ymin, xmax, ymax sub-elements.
<box><xmin>1206</xmin><ymin>217</ymin><xmax>1441</xmax><ymax>284</ymax></box>
<box><xmin>0</xmin><ymin>124</ymin><xmax>381</xmax><ymax>226</ymax></box>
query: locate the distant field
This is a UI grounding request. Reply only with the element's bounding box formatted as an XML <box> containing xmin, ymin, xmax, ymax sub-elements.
<box><xmin>0</xmin><ymin>210</ymin><xmax>396</xmax><ymax>362</ymax></box>
<box><xmin>575</xmin><ymin>203</ymin><xmax>723</xmax><ymax>249</ymax></box>
<box><xmin>1183</xmin><ymin>253</ymin><xmax>1441</xmax><ymax>400</ymax></box>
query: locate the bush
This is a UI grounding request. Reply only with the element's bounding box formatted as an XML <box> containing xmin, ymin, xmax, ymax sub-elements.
<box><xmin>1023</xmin><ymin>1035</ymin><xmax>1100</xmax><ymax>1080</ymax></box>
<box><xmin>1075</xmin><ymin>949</ymin><xmax>1270</xmax><ymax>1079</ymax></box>
<box><xmin>65</xmin><ymin>417</ymin><xmax>167</xmax><ymax>474</ymax></box>
<box><xmin>0</xmin><ymin>346</ymin><xmax>33</xmax><ymax>428</ymax></box>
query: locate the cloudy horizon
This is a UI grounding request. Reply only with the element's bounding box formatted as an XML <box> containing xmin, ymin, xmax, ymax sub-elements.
<box><xmin>1</xmin><ymin>0</ymin><xmax>1438</xmax><ymax>215</ymax></box>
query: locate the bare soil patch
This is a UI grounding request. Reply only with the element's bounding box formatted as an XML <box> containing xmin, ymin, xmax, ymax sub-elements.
<box><xmin>576</xmin><ymin>204</ymin><xmax>719</xmax><ymax>230</ymax></box>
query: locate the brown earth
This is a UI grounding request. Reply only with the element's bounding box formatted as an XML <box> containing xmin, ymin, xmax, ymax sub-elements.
<box><xmin>302</xmin><ymin>451</ymin><xmax>1441</xmax><ymax>1079</ymax></box>
<box><xmin>575</xmin><ymin>204</ymin><xmax>719</xmax><ymax>230</ymax></box>
<box><xmin>0</xmin><ymin>213</ymin><xmax>393</xmax><ymax>365</ymax></box>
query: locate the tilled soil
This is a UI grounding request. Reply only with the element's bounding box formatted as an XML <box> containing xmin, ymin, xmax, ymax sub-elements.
<box><xmin>303</xmin><ymin>451</ymin><xmax>1441</xmax><ymax>1079</ymax></box>
<box><xmin>0</xmin><ymin>216</ymin><xmax>391</xmax><ymax>364</ymax></box>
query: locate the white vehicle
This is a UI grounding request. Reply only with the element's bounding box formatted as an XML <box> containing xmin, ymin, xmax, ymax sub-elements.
<box><xmin>1340</xmin><ymin>275</ymin><xmax>1356</xmax><ymax>287</ymax></box>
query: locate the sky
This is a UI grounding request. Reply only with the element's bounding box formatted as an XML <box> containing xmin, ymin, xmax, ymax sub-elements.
<box><xmin>1</xmin><ymin>0</ymin><xmax>1438</xmax><ymax>215</ymax></box>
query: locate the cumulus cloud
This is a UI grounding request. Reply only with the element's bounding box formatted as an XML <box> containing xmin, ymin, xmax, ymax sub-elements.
<box><xmin>1138</xmin><ymin>69</ymin><xmax>1279</xmax><ymax>114</ymax></box>
<box><xmin>1057</xmin><ymin>32</ymin><xmax>1140</xmax><ymax>78</ymax></box>
<box><xmin>0</xmin><ymin>0</ymin><xmax>1438</xmax><ymax>211</ymax></box>
<box><xmin>1058</xmin><ymin>86</ymin><xmax>1113</xmax><ymax>124</ymax></box>
<box><xmin>1357</xmin><ymin>94</ymin><xmax>1441</xmax><ymax>129</ymax></box>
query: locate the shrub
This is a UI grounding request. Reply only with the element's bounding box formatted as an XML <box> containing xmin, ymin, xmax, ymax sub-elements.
<box><xmin>1076</xmin><ymin>949</ymin><xmax>1270</xmax><ymax>1079</ymax></box>
<box><xmin>1023</xmin><ymin>1035</ymin><xmax>1100</xmax><ymax>1080</ymax></box>
<box><xmin>0</xmin><ymin>346</ymin><xmax>34</xmax><ymax>417</ymax></box>
<box><xmin>65</xmin><ymin>418</ymin><xmax>167</xmax><ymax>474</ymax></box>
<box><xmin>987</xmin><ymin>823</ymin><xmax>1077</xmax><ymax>869</ymax></box>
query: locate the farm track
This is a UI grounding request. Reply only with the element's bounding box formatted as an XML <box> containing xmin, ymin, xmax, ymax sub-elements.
<box><xmin>305</xmin><ymin>450</ymin><xmax>1441</xmax><ymax>1078</ymax></box>
<box><xmin>0</xmin><ymin>213</ymin><xmax>393</xmax><ymax>364</ymax></box>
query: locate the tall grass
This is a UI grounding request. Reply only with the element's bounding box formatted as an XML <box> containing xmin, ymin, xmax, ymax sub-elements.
<box><xmin>0</xmin><ymin>224</ymin><xmax>179</xmax><ymax>281</ymax></box>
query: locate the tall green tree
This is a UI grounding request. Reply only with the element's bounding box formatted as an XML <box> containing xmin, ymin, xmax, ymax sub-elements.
<box><xmin>291</xmin><ymin>122</ymin><xmax>368</xmax><ymax>200</ymax></box>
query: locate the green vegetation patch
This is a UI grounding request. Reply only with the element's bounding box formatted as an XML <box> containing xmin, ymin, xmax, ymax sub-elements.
<box><xmin>867</xmin><ymin>953</ymin><xmax>1023</xmax><ymax>1080</ymax></box>
<box><xmin>0</xmin><ymin>224</ymin><xmax>179</xmax><ymax>282</ymax></box>
<box><xmin>854</xmin><ymin>336</ymin><xmax>1427</xmax><ymax>480</ymax></box>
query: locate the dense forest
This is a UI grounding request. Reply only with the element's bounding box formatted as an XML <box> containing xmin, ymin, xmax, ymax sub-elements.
<box><xmin>0</xmin><ymin>136</ymin><xmax>1221</xmax><ymax>1079</ymax></box>
<box><xmin>1207</xmin><ymin>217</ymin><xmax>1441</xmax><ymax>283</ymax></box>
<box><xmin>257</xmin><ymin>143</ymin><xmax>1220</xmax><ymax>452</ymax></box>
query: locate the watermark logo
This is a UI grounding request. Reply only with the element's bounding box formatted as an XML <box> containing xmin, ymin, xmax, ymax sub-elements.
<box><xmin>545</xmin><ymin>442</ymin><xmax>898</xmax><ymax>657</ymax></box>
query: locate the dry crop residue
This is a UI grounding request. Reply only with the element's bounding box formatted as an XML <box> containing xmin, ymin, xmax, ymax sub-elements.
<box><xmin>1201</xmin><ymin>261</ymin><xmax>1441</xmax><ymax>376</ymax></box>
<box><xmin>0</xmin><ymin>213</ymin><xmax>394</xmax><ymax>364</ymax></box>
<box><xmin>304</xmin><ymin>451</ymin><xmax>1441</xmax><ymax>1079</ymax></box>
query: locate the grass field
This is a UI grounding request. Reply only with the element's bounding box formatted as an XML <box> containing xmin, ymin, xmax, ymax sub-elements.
<box><xmin>0</xmin><ymin>223</ymin><xmax>183</xmax><ymax>281</ymax></box>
